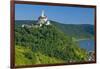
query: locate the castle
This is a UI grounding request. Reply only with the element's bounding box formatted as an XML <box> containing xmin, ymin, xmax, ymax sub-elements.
<box><xmin>37</xmin><ymin>10</ymin><xmax>50</xmax><ymax>27</ymax></box>
<box><xmin>22</xmin><ymin>10</ymin><xmax>51</xmax><ymax>28</ymax></box>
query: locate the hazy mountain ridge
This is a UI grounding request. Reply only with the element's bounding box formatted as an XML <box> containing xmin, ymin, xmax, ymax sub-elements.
<box><xmin>50</xmin><ymin>20</ymin><xmax>94</xmax><ymax>39</ymax></box>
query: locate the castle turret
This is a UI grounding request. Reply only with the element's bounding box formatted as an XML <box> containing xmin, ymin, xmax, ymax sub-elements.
<box><xmin>37</xmin><ymin>10</ymin><xmax>51</xmax><ymax>26</ymax></box>
<box><xmin>37</xmin><ymin>10</ymin><xmax>48</xmax><ymax>24</ymax></box>
<box><xmin>41</xmin><ymin>10</ymin><xmax>45</xmax><ymax>17</ymax></box>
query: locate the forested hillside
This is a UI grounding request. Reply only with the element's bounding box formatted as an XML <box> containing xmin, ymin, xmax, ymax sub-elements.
<box><xmin>50</xmin><ymin>20</ymin><xmax>94</xmax><ymax>39</ymax></box>
<box><xmin>15</xmin><ymin>20</ymin><xmax>94</xmax><ymax>39</ymax></box>
<box><xmin>15</xmin><ymin>22</ymin><xmax>89</xmax><ymax>66</ymax></box>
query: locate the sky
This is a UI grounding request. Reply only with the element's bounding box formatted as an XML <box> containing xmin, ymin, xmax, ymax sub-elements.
<box><xmin>15</xmin><ymin>4</ymin><xmax>95</xmax><ymax>25</ymax></box>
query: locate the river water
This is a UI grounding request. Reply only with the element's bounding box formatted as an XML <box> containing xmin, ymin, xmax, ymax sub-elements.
<box><xmin>78</xmin><ymin>39</ymin><xmax>94</xmax><ymax>51</ymax></box>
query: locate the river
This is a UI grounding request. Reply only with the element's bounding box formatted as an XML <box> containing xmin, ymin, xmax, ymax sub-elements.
<box><xmin>78</xmin><ymin>39</ymin><xmax>94</xmax><ymax>51</ymax></box>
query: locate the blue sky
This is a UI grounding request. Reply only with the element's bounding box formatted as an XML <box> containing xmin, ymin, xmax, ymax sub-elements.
<box><xmin>15</xmin><ymin>4</ymin><xmax>95</xmax><ymax>25</ymax></box>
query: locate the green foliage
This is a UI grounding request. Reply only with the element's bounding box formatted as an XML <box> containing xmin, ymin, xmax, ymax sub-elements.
<box><xmin>15</xmin><ymin>45</ymin><xmax>37</xmax><ymax>66</ymax></box>
<box><xmin>15</xmin><ymin>22</ymin><xmax>89</xmax><ymax>66</ymax></box>
<box><xmin>50</xmin><ymin>20</ymin><xmax>94</xmax><ymax>39</ymax></box>
<box><xmin>15</xmin><ymin>20</ymin><xmax>94</xmax><ymax>39</ymax></box>
<box><xmin>15</xmin><ymin>45</ymin><xmax>64</xmax><ymax>66</ymax></box>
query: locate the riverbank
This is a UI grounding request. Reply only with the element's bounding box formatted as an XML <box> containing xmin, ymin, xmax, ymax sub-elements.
<box><xmin>72</xmin><ymin>37</ymin><xmax>94</xmax><ymax>42</ymax></box>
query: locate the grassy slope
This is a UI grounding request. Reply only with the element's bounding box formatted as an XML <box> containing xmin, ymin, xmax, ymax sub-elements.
<box><xmin>15</xmin><ymin>45</ymin><xmax>64</xmax><ymax>66</ymax></box>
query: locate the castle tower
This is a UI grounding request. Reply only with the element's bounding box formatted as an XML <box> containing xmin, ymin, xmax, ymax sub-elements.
<box><xmin>41</xmin><ymin>10</ymin><xmax>45</xmax><ymax>17</ymax></box>
<box><xmin>38</xmin><ymin>10</ymin><xmax>48</xmax><ymax>24</ymax></box>
<box><xmin>37</xmin><ymin>10</ymin><xmax>51</xmax><ymax>26</ymax></box>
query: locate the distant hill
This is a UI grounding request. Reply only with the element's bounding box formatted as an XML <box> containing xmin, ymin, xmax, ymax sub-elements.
<box><xmin>15</xmin><ymin>20</ymin><xmax>94</xmax><ymax>39</ymax></box>
<box><xmin>50</xmin><ymin>20</ymin><xmax>94</xmax><ymax>39</ymax></box>
<box><xmin>15</xmin><ymin>22</ymin><xmax>89</xmax><ymax>66</ymax></box>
